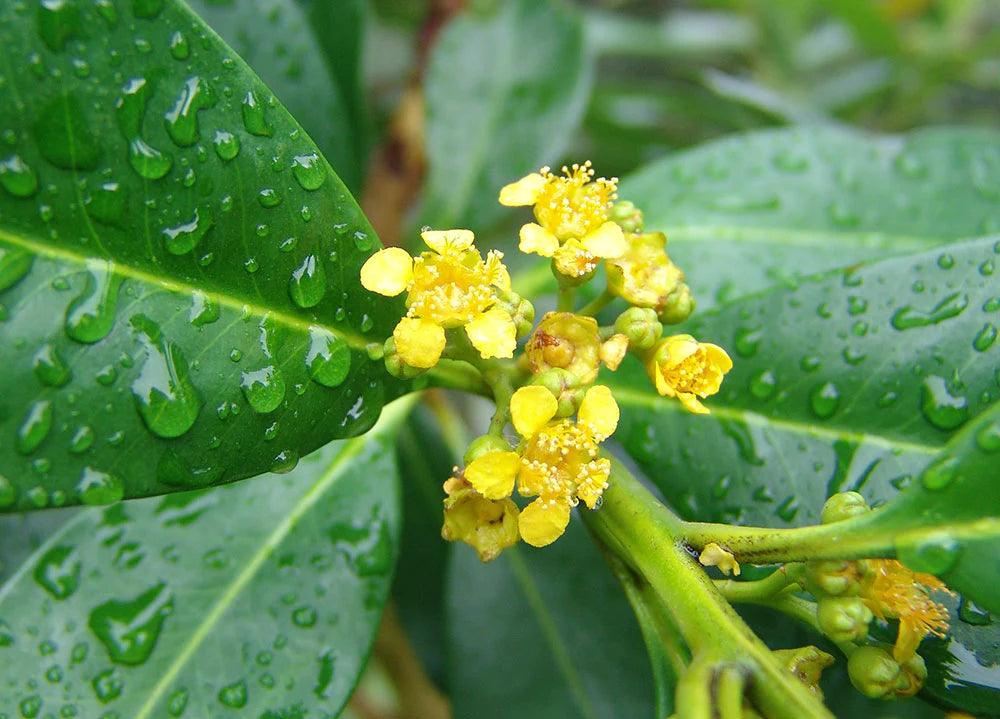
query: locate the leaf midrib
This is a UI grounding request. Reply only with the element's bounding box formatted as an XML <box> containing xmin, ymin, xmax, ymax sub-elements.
<box><xmin>0</xmin><ymin>226</ymin><xmax>370</xmax><ymax>350</ymax></box>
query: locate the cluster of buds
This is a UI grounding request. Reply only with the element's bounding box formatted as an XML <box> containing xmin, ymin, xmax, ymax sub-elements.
<box><xmin>806</xmin><ymin>492</ymin><xmax>951</xmax><ymax>699</ymax></box>
<box><xmin>360</xmin><ymin>161</ymin><xmax>734</xmax><ymax>559</ymax></box>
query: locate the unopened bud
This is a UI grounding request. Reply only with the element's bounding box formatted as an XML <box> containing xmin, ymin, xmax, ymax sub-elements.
<box><xmin>497</xmin><ymin>292</ymin><xmax>536</xmax><ymax>338</ymax></box>
<box><xmin>848</xmin><ymin>646</ymin><xmax>902</xmax><ymax>699</ymax></box>
<box><xmin>615</xmin><ymin>307</ymin><xmax>662</xmax><ymax>350</ymax></box>
<box><xmin>895</xmin><ymin>654</ymin><xmax>927</xmax><ymax>698</ymax></box>
<box><xmin>530</xmin><ymin>368</ymin><xmax>584</xmax><ymax>418</ymax></box>
<box><xmin>463</xmin><ymin>434</ymin><xmax>512</xmax><ymax>465</ymax></box>
<box><xmin>383</xmin><ymin>338</ymin><xmax>426</xmax><ymax>379</ymax></box>
<box><xmin>610</xmin><ymin>200</ymin><xmax>644</xmax><ymax>233</ymax></box>
<box><xmin>821</xmin><ymin>491</ymin><xmax>870</xmax><ymax>524</ymax></box>
<box><xmin>773</xmin><ymin>646</ymin><xmax>834</xmax><ymax>698</ymax></box>
<box><xmin>817</xmin><ymin>596</ymin><xmax>873</xmax><ymax>643</ymax></box>
<box><xmin>805</xmin><ymin>559</ymin><xmax>861</xmax><ymax>597</ymax></box>
<box><xmin>658</xmin><ymin>283</ymin><xmax>695</xmax><ymax>325</ymax></box>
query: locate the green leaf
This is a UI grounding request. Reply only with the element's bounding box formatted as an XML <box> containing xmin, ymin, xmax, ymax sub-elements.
<box><xmin>187</xmin><ymin>0</ymin><xmax>366</xmax><ymax>190</ymax></box>
<box><xmin>0</xmin><ymin>397</ymin><xmax>409</xmax><ymax>716</ymax></box>
<box><xmin>420</xmin><ymin>0</ymin><xmax>590</xmax><ymax>231</ymax></box>
<box><xmin>0</xmin><ymin>508</ymin><xmax>77</xmax><ymax>584</ymax></box>
<box><xmin>620</xmin><ymin>127</ymin><xmax>1000</xmax><ymax>307</ymax></box>
<box><xmin>0</xmin><ymin>0</ymin><xmax>406</xmax><ymax>511</ymax></box>
<box><xmin>447</xmin><ymin>522</ymin><xmax>655</xmax><ymax>719</ymax></box>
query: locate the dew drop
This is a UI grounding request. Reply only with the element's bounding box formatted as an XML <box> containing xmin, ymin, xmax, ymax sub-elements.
<box><xmin>131</xmin><ymin>0</ymin><xmax>165</xmax><ymax>18</ymax></box>
<box><xmin>241</xmin><ymin>89</ymin><xmax>272</xmax><ymax>137</ymax></box>
<box><xmin>891</xmin><ymin>292</ymin><xmax>968</xmax><ymax>331</ymax></box>
<box><xmin>258</xmin><ymin>187</ymin><xmax>282</xmax><ymax>207</ymax></box>
<box><xmin>17</xmin><ymin>400</ymin><xmax>53</xmax><ymax>454</ymax></box>
<box><xmin>0</xmin><ymin>154</ymin><xmax>39</xmax><ymax>198</ymax></box>
<box><xmin>897</xmin><ymin>533</ymin><xmax>960</xmax><ymax>575</ymax></box>
<box><xmin>33</xmin><ymin>545</ymin><xmax>80</xmax><ymax>599</ymax></box>
<box><xmin>33</xmin><ymin>343</ymin><xmax>72</xmax><ymax>387</ymax></box>
<box><xmin>937</xmin><ymin>253</ymin><xmax>955</xmax><ymax>269</ymax></box>
<box><xmin>77</xmin><ymin>467</ymin><xmax>124</xmax><ymax>505</ymax></box>
<box><xmin>35</xmin><ymin>94</ymin><xmax>101</xmax><ymax>170</ymax></box>
<box><xmin>217</xmin><ymin>680</ymin><xmax>248</xmax><ymax>708</ymax></box>
<box><xmin>270</xmin><ymin>449</ymin><xmax>298</xmax><ymax>474</ymax></box>
<box><xmin>38</xmin><ymin>0</ymin><xmax>80</xmax><ymax>51</ymax></box>
<box><xmin>976</xmin><ymin>422</ymin><xmax>1000</xmax><ymax>453</ymax></box>
<box><xmin>64</xmin><ymin>260</ymin><xmax>122</xmax><ymax>343</ymax></box>
<box><xmin>973</xmin><ymin>323</ymin><xmax>997</xmax><ymax>352</ymax></box>
<box><xmin>291</xmin><ymin>152</ymin><xmax>325</xmax><ymax>190</ymax></box>
<box><xmin>168</xmin><ymin>31</ymin><xmax>189</xmax><ymax>60</ymax></box>
<box><xmin>212</xmin><ymin>129</ymin><xmax>240</xmax><ymax>161</ymax></box>
<box><xmin>164</xmin><ymin>76</ymin><xmax>214</xmax><ymax>147</ymax></box>
<box><xmin>0</xmin><ymin>244</ymin><xmax>34</xmax><ymax>290</ymax></box>
<box><xmin>0</xmin><ymin>474</ymin><xmax>15</xmax><ymax>508</ymax></box>
<box><xmin>289</xmin><ymin>254</ymin><xmax>326</xmax><ymax>308</ymax></box>
<box><xmin>733</xmin><ymin>327</ymin><xmax>762</xmax><ymax>358</ymax></box>
<box><xmin>85</xmin><ymin>181</ymin><xmax>126</xmax><ymax>226</ymax></box>
<box><xmin>92</xmin><ymin>667</ymin><xmax>124</xmax><ymax>703</ymax></box>
<box><xmin>958</xmin><ymin>596</ymin><xmax>992</xmax><ymax>626</ymax></box>
<box><xmin>128</xmin><ymin>138</ymin><xmax>173</xmax><ymax>179</ymax></box>
<box><xmin>920</xmin><ymin>375</ymin><xmax>968</xmax><ymax>430</ymax></box>
<box><xmin>241</xmin><ymin>366</ymin><xmax>285</xmax><ymax>413</ymax></box>
<box><xmin>69</xmin><ymin>425</ymin><xmax>94</xmax><ymax>454</ymax></box>
<box><xmin>292</xmin><ymin>605</ymin><xmax>317</xmax><ymax>627</ymax></box>
<box><xmin>748</xmin><ymin>369</ymin><xmax>776</xmax><ymax>400</ymax></box>
<box><xmin>88</xmin><ymin>582</ymin><xmax>173</xmax><ymax>665</ymax></box>
<box><xmin>162</xmin><ymin>205</ymin><xmax>213</xmax><ymax>255</ymax></box>
<box><xmin>809</xmin><ymin>382</ymin><xmax>840</xmax><ymax>419</ymax></box>
<box><xmin>921</xmin><ymin>454</ymin><xmax>959</xmax><ymax>490</ymax></box>
<box><xmin>130</xmin><ymin>314</ymin><xmax>201</xmax><ymax>438</ymax></box>
<box><xmin>189</xmin><ymin>290</ymin><xmax>220</xmax><ymax>326</ymax></box>
<box><xmin>306</xmin><ymin>327</ymin><xmax>351</xmax><ymax>388</ymax></box>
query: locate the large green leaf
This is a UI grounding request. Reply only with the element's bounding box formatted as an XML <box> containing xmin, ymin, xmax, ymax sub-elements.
<box><xmin>188</xmin><ymin>0</ymin><xmax>366</xmax><ymax>191</ymax></box>
<box><xmin>420</xmin><ymin>0</ymin><xmax>590</xmax><ymax>231</ymax></box>
<box><xmin>620</xmin><ymin>126</ymin><xmax>1000</xmax><ymax>307</ymax></box>
<box><xmin>447</xmin><ymin>521</ymin><xmax>655</xmax><ymax>719</ymax></box>
<box><xmin>0</xmin><ymin>0</ymin><xmax>405</xmax><ymax>511</ymax></box>
<box><xmin>0</xmin><ymin>396</ymin><xmax>408</xmax><ymax>716</ymax></box>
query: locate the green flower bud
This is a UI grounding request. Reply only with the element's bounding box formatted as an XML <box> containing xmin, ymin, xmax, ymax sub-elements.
<box><xmin>895</xmin><ymin>654</ymin><xmax>927</xmax><ymax>698</ymax></box>
<box><xmin>658</xmin><ymin>283</ymin><xmax>695</xmax><ymax>325</ymax></box>
<box><xmin>805</xmin><ymin>559</ymin><xmax>861</xmax><ymax>597</ymax></box>
<box><xmin>772</xmin><ymin>646</ymin><xmax>834</xmax><ymax>697</ymax></box>
<box><xmin>496</xmin><ymin>292</ymin><xmax>536</xmax><ymax>338</ymax></box>
<box><xmin>610</xmin><ymin>200</ymin><xmax>644</xmax><ymax>233</ymax></box>
<box><xmin>530</xmin><ymin>368</ymin><xmax>584</xmax><ymax>418</ymax></box>
<box><xmin>383</xmin><ymin>338</ymin><xmax>426</xmax><ymax>379</ymax></box>
<box><xmin>463</xmin><ymin>434</ymin><xmax>513</xmax><ymax>466</ymax></box>
<box><xmin>552</xmin><ymin>258</ymin><xmax>596</xmax><ymax>286</ymax></box>
<box><xmin>821</xmin><ymin>492</ymin><xmax>870</xmax><ymax>524</ymax></box>
<box><xmin>848</xmin><ymin>646</ymin><xmax>902</xmax><ymax>700</ymax></box>
<box><xmin>614</xmin><ymin>307</ymin><xmax>662</xmax><ymax>351</ymax></box>
<box><xmin>817</xmin><ymin>596</ymin><xmax>873</xmax><ymax>643</ymax></box>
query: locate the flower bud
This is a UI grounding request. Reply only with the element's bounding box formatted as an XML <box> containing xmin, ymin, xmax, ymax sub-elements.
<box><xmin>610</xmin><ymin>200</ymin><xmax>644</xmax><ymax>233</ymax></box>
<box><xmin>773</xmin><ymin>646</ymin><xmax>834</xmax><ymax>698</ymax></box>
<box><xmin>530</xmin><ymin>368</ymin><xmax>584</xmax><ymax>418</ymax></box>
<box><xmin>895</xmin><ymin>653</ymin><xmax>927</xmax><ymax>698</ymax></box>
<box><xmin>805</xmin><ymin>559</ymin><xmax>861</xmax><ymax>597</ymax></box>
<box><xmin>614</xmin><ymin>307</ymin><xmax>662</xmax><ymax>350</ymax></box>
<box><xmin>463</xmin><ymin>434</ymin><xmax>513</xmax><ymax>465</ymax></box>
<box><xmin>658</xmin><ymin>283</ymin><xmax>695</xmax><ymax>325</ymax></box>
<box><xmin>442</xmin><ymin>478</ymin><xmax>520</xmax><ymax>563</ymax></box>
<box><xmin>821</xmin><ymin>491</ymin><xmax>870</xmax><ymax>524</ymax></box>
<box><xmin>496</xmin><ymin>292</ymin><xmax>536</xmax><ymax>338</ymax></box>
<box><xmin>383</xmin><ymin>337</ymin><xmax>427</xmax><ymax>379</ymax></box>
<box><xmin>526</xmin><ymin>312</ymin><xmax>602</xmax><ymax>384</ymax></box>
<box><xmin>817</xmin><ymin>596</ymin><xmax>873</xmax><ymax>643</ymax></box>
<box><xmin>848</xmin><ymin>646</ymin><xmax>902</xmax><ymax>699</ymax></box>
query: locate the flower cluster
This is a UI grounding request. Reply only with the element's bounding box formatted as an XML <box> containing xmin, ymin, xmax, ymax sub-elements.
<box><xmin>359</xmin><ymin>160</ymin><xmax>733</xmax><ymax>559</ymax></box>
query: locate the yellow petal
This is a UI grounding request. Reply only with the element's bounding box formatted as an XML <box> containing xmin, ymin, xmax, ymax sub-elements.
<box><xmin>600</xmin><ymin>333</ymin><xmax>629</xmax><ymax>371</ymax></box>
<box><xmin>360</xmin><ymin>247</ymin><xmax>413</xmax><ymax>296</ymax></box>
<box><xmin>485</xmin><ymin>250</ymin><xmax>512</xmax><ymax>293</ymax></box>
<box><xmin>704</xmin><ymin>343</ymin><xmax>734</xmax><ymax>373</ymax></box>
<box><xmin>518</xmin><ymin>499</ymin><xmax>571</xmax><ymax>547</ymax></box>
<box><xmin>465</xmin><ymin>308</ymin><xmax>517</xmax><ymax>359</ymax></box>
<box><xmin>421</xmin><ymin>228</ymin><xmax>474</xmax><ymax>253</ymax></box>
<box><xmin>581</xmin><ymin>221</ymin><xmax>627</xmax><ymax>259</ymax></box>
<box><xmin>465</xmin><ymin>451</ymin><xmax>520</xmax><ymax>500</ymax></box>
<box><xmin>660</xmin><ymin>334</ymin><xmax>699</xmax><ymax>368</ymax></box>
<box><xmin>510</xmin><ymin>385</ymin><xmax>558</xmax><ymax>438</ymax></box>
<box><xmin>519</xmin><ymin>223</ymin><xmax>559</xmax><ymax>257</ymax></box>
<box><xmin>678</xmin><ymin>392</ymin><xmax>709</xmax><ymax>415</ymax></box>
<box><xmin>578</xmin><ymin>385</ymin><xmax>619</xmax><ymax>439</ymax></box>
<box><xmin>393</xmin><ymin>317</ymin><xmax>445</xmax><ymax>369</ymax></box>
<box><xmin>499</xmin><ymin>172</ymin><xmax>546</xmax><ymax>206</ymax></box>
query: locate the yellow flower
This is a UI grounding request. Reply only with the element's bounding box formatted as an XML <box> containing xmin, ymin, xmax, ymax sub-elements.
<box><xmin>360</xmin><ymin>229</ymin><xmax>516</xmax><ymax>367</ymax></box>
<box><xmin>646</xmin><ymin>334</ymin><xmax>732</xmax><ymax>414</ymax></box>
<box><xmin>526</xmin><ymin>312</ymin><xmax>627</xmax><ymax>385</ymax></box>
<box><xmin>606</xmin><ymin>231</ymin><xmax>685</xmax><ymax>311</ymax></box>
<box><xmin>442</xmin><ymin>476</ymin><xmax>520</xmax><ymax>562</ymax></box>
<box><xmin>860</xmin><ymin>560</ymin><xmax>951</xmax><ymax>663</ymax></box>
<box><xmin>506</xmin><ymin>385</ymin><xmax>620</xmax><ymax>547</ymax></box>
<box><xmin>499</xmin><ymin>162</ymin><xmax>628</xmax><ymax>277</ymax></box>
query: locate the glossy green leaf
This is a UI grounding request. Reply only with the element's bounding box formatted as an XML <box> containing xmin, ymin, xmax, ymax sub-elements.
<box><xmin>620</xmin><ymin>127</ymin><xmax>1000</xmax><ymax>307</ymax></box>
<box><xmin>0</xmin><ymin>508</ymin><xmax>77</xmax><ymax>584</ymax></box>
<box><xmin>0</xmin><ymin>0</ymin><xmax>406</xmax><ymax>511</ymax></box>
<box><xmin>188</xmin><ymin>0</ymin><xmax>366</xmax><ymax>190</ymax></box>
<box><xmin>447</xmin><ymin>521</ymin><xmax>654</xmax><ymax>719</ymax></box>
<box><xmin>420</xmin><ymin>0</ymin><xmax>590</xmax><ymax>231</ymax></box>
<box><xmin>0</xmin><ymin>397</ymin><xmax>408</xmax><ymax>716</ymax></box>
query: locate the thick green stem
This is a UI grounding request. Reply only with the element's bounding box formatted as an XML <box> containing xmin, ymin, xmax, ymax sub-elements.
<box><xmin>584</xmin><ymin>460</ymin><xmax>833</xmax><ymax>719</ymax></box>
<box><xmin>714</xmin><ymin>565</ymin><xmax>803</xmax><ymax>603</ymax></box>
<box><xmin>674</xmin><ymin>655</ymin><xmax>715</xmax><ymax>719</ymax></box>
<box><xmin>578</xmin><ymin>289</ymin><xmax>615</xmax><ymax>317</ymax></box>
<box><xmin>425</xmin><ymin>360</ymin><xmax>492</xmax><ymax>398</ymax></box>
<box><xmin>717</xmin><ymin>666</ymin><xmax>747</xmax><ymax>719</ymax></box>
<box><xmin>556</xmin><ymin>284</ymin><xmax>576</xmax><ymax>312</ymax></box>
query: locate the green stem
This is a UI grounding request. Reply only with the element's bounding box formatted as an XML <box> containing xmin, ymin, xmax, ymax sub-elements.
<box><xmin>674</xmin><ymin>655</ymin><xmax>715</xmax><ymax>719</ymax></box>
<box><xmin>717</xmin><ymin>666</ymin><xmax>747</xmax><ymax>719</ymax></box>
<box><xmin>556</xmin><ymin>284</ymin><xmax>576</xmax><ymax>312</ymax></box>
<box><xmin>578</xmin><ymin>289</ymin><xmax>615</xmax><ymax>317</ymax></box>
<box><xmin>584</xmin><ymin>460</ymin><xmax>833</xmax><ymax>719</ymax></box>
<box><xmin>425</xmin><ymin>360</ymin><xmax>492</xmax><ymax>398</ymax></box>
<box><xmin>714</xmin><ymin>565</ymin><xmax>803</xmax><ymax>603</ymax></box>
<box><xmin>483</xmin><ymin>363</ymin><xmax>514</xmax><ymax>436</ymax></box>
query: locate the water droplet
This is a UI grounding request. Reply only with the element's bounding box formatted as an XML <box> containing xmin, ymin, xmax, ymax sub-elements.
<box><xmin>897</xmin><ymin>533</ymin><xmax>960</xmax><ymax>575</ymax></box>
<box><xmin>65</xmin><ymin>260</ymin><xmax>122</xmax><ymax>343</ymax></box>
<box><xmin>733</xmin><ymin>327</ymin><xmax>762</xmax><ymax>357</ymax></box>
<box><xmin>17</xmin><ymin>400</ymin><xmax>53</xmax><ymax>454</ymax></box>
<box><xmin>33</xmin><ymin>545</ymin><xmax>80</xmax><ymax>599</ymax></box>
<box><xmin>0</xmin><ymin>154</ymin><xmax>39</xmax><ymax>197</ymax></box>
<box><xmin>0</xmin><ymin>244</ymin><xmax>33</xmax><ymax>290</ymax></box>
<box><xmin>212</xmin><ymin>129</ymin><xmax>240</xmax><ymax>161</ymax></box>
<box><xmin>891</xmin><ymin>292</ymin><xmax>968</xmax><ymax>331</ymax></box>
<box><xmin>937</xmin><ymin>253</ymin><xmax>955</xmax><ymax>269</ymax></box>
<box><xmin>809</xmin><ymin>382</ymin><xmax>840</xmax><ymax>419</ymax></box>
<box><xmin>776</xmin><ymin>496</ymin><xmax>799</xmax><ymax>522</ymax></box>
<box><xmin>86</xmin><ymin>181</ymin><xmax>126</xmax><ymax>226</ymax></box>
<box><xmin>847</xmin><ymin>296</ymin><xmax>867</xmax><ymax>316</ymax></box>
<box><xmin>130</xmin><ymin>315</ymin><xmax>201</xmax><ymax>438</ymax></box>
<box><xmin>894</xmin><ymin>152</ymin><xmax>927</xmax><ymax>178</ymax></box>
<box><xmin>19</xmin><ymin>695</ymin><xmax>42</xmax><ymax>718</ymax></box>
<box><xmin>292</xmin><ymin>605</ymin><xmax>317</xmax><ymax>627</ymax></box>
<box><xmin>828</xmin><ymin>201</ymin><xmax>859</xmax><ymax>228</ymax></box>
<box><xmin>258</xmin><ymin>187</ymin><xmax>282</xmax><ymax>207</ymax></box>
<box><xmin>168</xmin><ymin>31</ymin><xmax>189</xmax><ymax>60</ymax></box>
<box><xmin>241</xmin><ymin>89</ymin><xmax>272</xmax><ymax>137</ymax></box>
<box><xmin>128</xmin><ymin>137</ymin><xmax>173</xmax><ymax>179</ymax></box>
<box><xmin>291</xmin><ymin>152</ymin><xmax>325</xmax><ymax>190</ymax></box>
<box><xmin>921</xmin><ymin>454</ymin><xmax>959</xmax><ymax>490</ymax></box>
<box><xmin>217</xmin><ymin>679</ymin><xmax>248</xmax><ymax>708</ymax></box>
<box><xmin>162</xmin><ymin>205</ymin><xmax>213</xmax><ymax>255</ymax></box>
<box><xmin>958</xmin><ymin>596</ymin><xmax>992</xmax><ymax>626</ymax></box>
<box><xmin>288</xmin><ymin>254</ymin><xmax>326</xmax><ymax>308</ymax></box>
<box><xmin>0</xmin><ymin>474</ymin><xmax>15</xmax><ymax>508</ymax></box>
<box><xmin>241</xmin><ymin>366</ymin><xmax>285</xmax><ymax>413</ymax></box>
<box><xmin>35</xmin><ymin>94</ymin><xmax>101</xmax><ymax>170</ymax></box>
<box><xmin>710</xmin><ymin>193</ymin><xmax>779</xmax><ymax>212</ymax></box>
<box><xmin>164</xmin><ymin>76</ymin><xmax>214</xmax><ymax>147</ymax></box>
<box><xmin>330</xmin><ymin>510</ymin><xmax>393</xmax><ymax>576</ymax></box>
<box><xmin>77</xmin><ymin>467</ymin><xmax>124</xmax><ymax>505</ymax></box>
<box><xmin>95</xmin><ymin>0</ymin><xmax>117</xmax><ymax>24</ymax></box>
<box><xmin>270</xmin><ymin>449</ymin><xmax>298</xmax><ymax>474</ymax></box>
<box><xmin>773</xmin><ymin>150</ymin><xmax>809</xmax><ymax>172</ymax></box>
<box><xmin>33</xmin><ymin>343</ymin><xmax>71</xmax><ymax>386</ymax></box>
<box><xmin>976</xmin><ymin>421</ymin><xmax>1000</xmax><ymax>452</ymax></box>
<box><xmin>131</xmin><ymin>0</ymin><xmax>165</xmax><ymax>18</ymax></box>
<box><xmin>189</xmin><ymin>290</ymin><xmax>220</xmax><ymax>326</ymax></box>
<box><xmin>69</xmin><ymin>425</ymin><xmax>94</xmax><ymax>454</ymax></box>
<box><xmin>38</xmin><ymin>0</ymin><xmax>80</xmax><ymax>51</ymax></box>
<box><xmin>981</xmin><ymin>260</ymin><xmax>995</xmax><ymax>277</ymax></box>
<box><xmin>306</xmin><ymin>327</ymin><xmax>351</xmax><ymax>388</ymax></box>
<box><xmin>920</xmin><ymin>375</ymin><xmax>968</xmax><ymax>430</ymax></box>
<box><xmin>88</xmin><ymin>582</ymin><xmax>173</xmax><ymax>665</ymax></box>
<box><xmin>973</xmin><ymin>323</ymin><xmax>997</xmax><ymax>352</ymax></box>
<box><xmin>748</xmin><ymin>369</ymin><xmax>777</xmax><ymax>400</ymax></box>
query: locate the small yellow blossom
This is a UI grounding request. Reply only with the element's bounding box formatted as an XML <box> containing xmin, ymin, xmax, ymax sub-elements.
<box><xmin>699</xmin><ymin>543</ymin><xmax>741</xmax><ymax>576</ymax></box>
<box><xmin>606</xmin><ymin>231</ymin><xmax>685</xmax><ymax>311</ymax></box>
<box><xmin>499</xmin><ymin>162</ymin><xmax>627</xmax><ymax>277</ymax></box>
<box><xmin>860</xmin><ymin>559</ymin><xmax>951</xmax><ymax>662</ymax></box>
<box><xmin>442</xmin><ymin>476</ymin><xmax>520</xmax><ymax>562</ymax></box>
<box><xmin>646</xmin><ymin>334</ymin><xmax>733</xmax><ymax>414</ymax></box>
<box><xmin>526</xmin><ymin>312</ymin><xmax>625</xmax><ymax>385</ymax></box>
<box><xmin>360</xmin><ymin>229</ymin><xmax>516</xmax><ymax>368</ymax></box>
